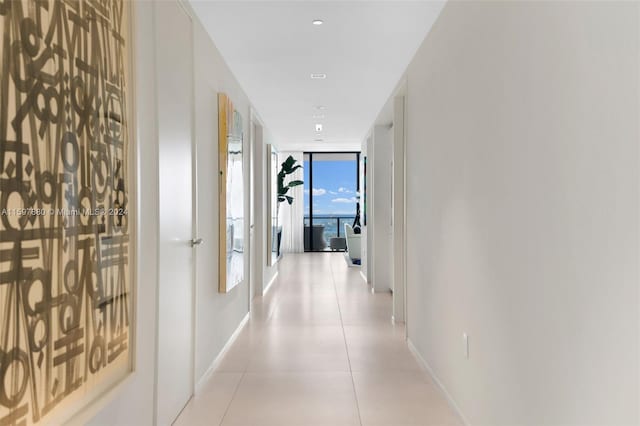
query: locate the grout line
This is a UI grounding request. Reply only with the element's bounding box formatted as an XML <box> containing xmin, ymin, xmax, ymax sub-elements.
<box><xmin>216</xmin><ymin>295</ymin><xmax>259</xmax><ymax>426</ymax></box>
<box><xmin>252</xmin><ymin>268</ymin><xmax>285</xmax><ymax>327</ymax></box>
<box><xmin>330</xmin><ymin>255</ymin><xmax>364</xmax><ymax>426</ymax></box>
<box><xmin>217</xmin><ymin>269</ymin><xmax>285</xmax><ymax>426</ymax></box>
<box><xmin>217</xmin><ymin>371</ymin><xmax>247</xmax><ymax>426</ymax></box>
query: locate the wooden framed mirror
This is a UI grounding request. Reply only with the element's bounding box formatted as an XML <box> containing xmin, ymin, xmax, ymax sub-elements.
<box><xmin>218</xmin><ymin>93</ymin><xmax>244</xmax><ymax>293</ymax></box>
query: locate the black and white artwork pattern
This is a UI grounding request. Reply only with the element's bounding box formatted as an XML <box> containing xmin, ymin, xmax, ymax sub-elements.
<box><xmin>0</xmin><ymin>1</ymin><xmax>132</xmax><ymax>424</ymax></box>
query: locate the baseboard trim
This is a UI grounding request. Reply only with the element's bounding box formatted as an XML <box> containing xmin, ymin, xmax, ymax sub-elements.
<box><xmin>407</xmin><ymin>339</ymin><xmax>470</xmax><ymax>426</ymax></box>
<box><xmin>391</xmin><ymin>315</ymin><xmax>405</xmax><ymax>325</ymax></box>
<box><xmin>263</xmin><ymin>271</ymin><xmax>278</xmax><ymax>296</ymax></box>
<box><xmin>195</xmin><ymin>312</ymin><xmax>249</xmax><ymax>393</ymax></box>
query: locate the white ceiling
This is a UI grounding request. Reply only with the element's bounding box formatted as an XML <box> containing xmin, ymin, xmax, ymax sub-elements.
<box><xmin>190</xmin><ymin>1</ymin><xmax>445</xmax><ymax>151</ymax></box>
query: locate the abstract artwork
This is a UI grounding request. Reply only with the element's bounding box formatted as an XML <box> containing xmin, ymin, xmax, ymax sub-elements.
<box><xmin>218</xmin><ymin>93</ymin><xmax>244</xmax><ymax>293</ymax></box>
<box><xmin>0</xmin><ymin>1</ymin><xmax>133</xmax><ymax>424</ymax></box>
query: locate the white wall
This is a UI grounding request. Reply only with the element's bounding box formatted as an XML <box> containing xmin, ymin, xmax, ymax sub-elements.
<box><xmin>371</xmin><ymin>125</ymin><xmax>394</xmax><ymax>293</ymax></box>
<box><xmin>83</xmin><ymin>0</ymin><xmax>270</xmax><ymax>423</ymax></box>
<box><xmin>361</xmin><ymin>125</ymin><xmax>394</xmax><ymax>293</ymax></box>
<box><xmin>392</xmin><ymin>95</ymin><xmax>406</xmax><ymax>322</ymax></box>
<box><xmin>404</xmin><ymin>2</ymin><xmax>639</xmax><ymax>425</ymax></box>
<box><xmin>371</xmin><ymin>79</ymin><xmax>408</xmax><ymax>317</ymax></box>
<box><xmin>191</xmin><ymin>9</ymin><xmax>252</xmax><ymax>383</ymax></box>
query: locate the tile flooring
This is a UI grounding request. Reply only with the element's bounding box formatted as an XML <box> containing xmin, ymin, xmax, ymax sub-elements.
<box><xmin>174</xmin><ymin>253</ymin><xmax>462</xmax><ymax>426</ymax></box>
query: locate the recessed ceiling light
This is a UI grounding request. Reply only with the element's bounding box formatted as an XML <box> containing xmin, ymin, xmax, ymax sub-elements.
<box><xmin>314</xmin><ymin>105</ymin><xmax>327</xmax><ymax>110</ymax></box>
<box><xmin>314</xmin><ymin>138</ymin><xmax>324</xmax><ymax>142</ymax></box>
<box><xmin>310</xmin><ymin>73</ymin><xmax>327</xmax><ymax>79</ymax></box>
<box><xmin>312</xmin><ymin>19</ymin><xmax>324</xmax><ymax>25</ymax></box>
<box><xmin>315</xmin><ymin>124</ymin><xmax>323</xmax><ymax>132</ymax></box>
<box><xmin>313</xmin><ymin>114</ymin><xmax>325</xmax><ymax>119</ymax></box>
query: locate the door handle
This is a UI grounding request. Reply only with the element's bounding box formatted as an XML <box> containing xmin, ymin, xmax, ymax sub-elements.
<box><xmin>190</xmin><ymin>238</ymin><xmax>204</xmax><ymax>247</ymax></box>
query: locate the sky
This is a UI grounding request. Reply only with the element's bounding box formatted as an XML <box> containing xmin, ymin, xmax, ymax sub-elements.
<box><xmin>303</xmin><ymin>157</ymin><xmax>358</xmax><ymax>216</ymax></box>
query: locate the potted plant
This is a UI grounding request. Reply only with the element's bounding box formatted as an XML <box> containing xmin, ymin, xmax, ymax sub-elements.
<box><xmin>276</xmin><ymin>155</ymin><xmax>303</xmax><ymax>256</ymax></box>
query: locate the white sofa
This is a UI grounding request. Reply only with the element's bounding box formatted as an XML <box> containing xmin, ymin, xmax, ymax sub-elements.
<box><xmin>344</xmin><ymin>223</ymin><xmax>361</xmax><ymax>261</ymax></box>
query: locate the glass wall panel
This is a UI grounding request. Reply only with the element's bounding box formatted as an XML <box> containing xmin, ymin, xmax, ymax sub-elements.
<box><xmin>304</xmin><ymin>152</ymin><xmax>359</xmax><ymax>251</ymax></box>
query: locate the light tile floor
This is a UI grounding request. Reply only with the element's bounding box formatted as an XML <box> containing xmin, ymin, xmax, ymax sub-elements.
<box><xmin>174</xmin><ymin>253</ymin><xmax>462</xmax><ymax>426</ymax></box>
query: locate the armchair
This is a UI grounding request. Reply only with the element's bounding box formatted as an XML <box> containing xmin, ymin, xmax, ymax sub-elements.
<box><xmin>344</xmin><ymin>223</ymin><xmax>361</xmax><ymax>262</ymax></box>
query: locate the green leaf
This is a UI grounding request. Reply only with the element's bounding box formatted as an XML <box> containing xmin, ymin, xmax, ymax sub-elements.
<box><xmin>285</xmin><ymin>164</ymin><xmax>302</xmax><ymax>175</ymax></box>
<box><xmin>281</xmin><ymin>156</ymin><xmax>296</xmax><ymax>172</ymax></box>
<box><xmin>276</xmin><ymin>156</ymin><xmax>304</xmax><ymax>204</ymax></box>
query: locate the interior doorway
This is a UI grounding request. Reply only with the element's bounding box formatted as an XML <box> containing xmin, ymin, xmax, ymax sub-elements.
<box><xmin>392</xmin><ymin>95</ymin><xmax>406</xmax><ymax>324</ymax></box>
<box><xmin>249</xmin><ymin>119</ymin><xmax>260</xmax><ymax>302</ymax></box>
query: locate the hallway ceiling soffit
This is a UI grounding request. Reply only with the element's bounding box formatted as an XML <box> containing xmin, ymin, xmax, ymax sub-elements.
<box><xmin>190</xmin><ymin>0</ymin><xmax>445</xmax><ymax>151</ymax></box>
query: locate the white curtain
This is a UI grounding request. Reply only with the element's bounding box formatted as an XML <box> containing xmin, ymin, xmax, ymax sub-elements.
<box><xmin>280</xmin><ymin>151</ymin><xmax>305</xmax><ymax>253</ymax></box>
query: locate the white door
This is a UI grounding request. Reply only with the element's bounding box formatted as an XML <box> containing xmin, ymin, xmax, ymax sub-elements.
<box><xmin>392</xmin><ymin>96</ymin><xmax>406</xmax><ymax>324</ymax></box>
<box><xmin>155</xmin><ymin>2</ymin><xmax>195</xmax><ymax>424</ymax></box>
<box><xmin>249</xmin><ymin>122</ymin><xmax>256</xmax><ymax>302</ymax></box>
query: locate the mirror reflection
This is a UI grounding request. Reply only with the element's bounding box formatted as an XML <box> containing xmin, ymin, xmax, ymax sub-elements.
<box><xmin>268</xmin><ymin>145</ymin><xmax>281</xmax><ymax>265</ymax></box>
<box><xmin>219</xmin><ymin>93</ymin><xmax>244</xmax><ymax>292</ymax></box>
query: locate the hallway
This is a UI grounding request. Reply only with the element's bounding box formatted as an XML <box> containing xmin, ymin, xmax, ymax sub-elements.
<box><xmin>175</xmin><ymin>253</ymin><xmax>462</xmax><ymax>426</ymax></box>
<box><xmin>1</xmin><ymin>1</ymin><xmax>637</xmax><ymax>424</ymax></box>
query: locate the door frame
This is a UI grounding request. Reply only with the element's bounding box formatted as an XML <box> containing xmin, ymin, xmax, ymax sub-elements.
<box><xmin>184</xmin><ymin>0</ymin><xmax>198</xmax><ymax>398</ymax></box>
<box><xmin>249</xmin><ymin>108</ymin><xmax>265</xmax><ymax>301</ymax></box>
<box><xmin>176</xmin><ymin>0</ymin><xmax>198</xmax><ymax>399</ymax></box>
<box><xmin>392</xmin><ymin>94</ymin><xmax>407</xmax><ymax>326</ymax></box>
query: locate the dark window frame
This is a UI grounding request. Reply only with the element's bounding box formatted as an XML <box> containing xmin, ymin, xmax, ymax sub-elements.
<box><xmin>304</xmin><ymin>151</ymin><xmax>361</xmax><ymax>252</ymax></box>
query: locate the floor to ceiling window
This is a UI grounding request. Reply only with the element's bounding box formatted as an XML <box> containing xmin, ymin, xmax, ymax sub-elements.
<box><xmin>304</xmin><ymin>152</ymin><xmax>360</xmax><ymax>252</ymax></box>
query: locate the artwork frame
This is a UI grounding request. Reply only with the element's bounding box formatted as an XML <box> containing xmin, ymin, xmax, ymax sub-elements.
<box><xmin>218</xmin><ymin>93</ymin><xmax>244</xmax><ymax>293</ymax></box>
<box><xmin>0</xmin><ymin>1</ymin><xmax>136</xmax><ymax>424</ymax></box>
